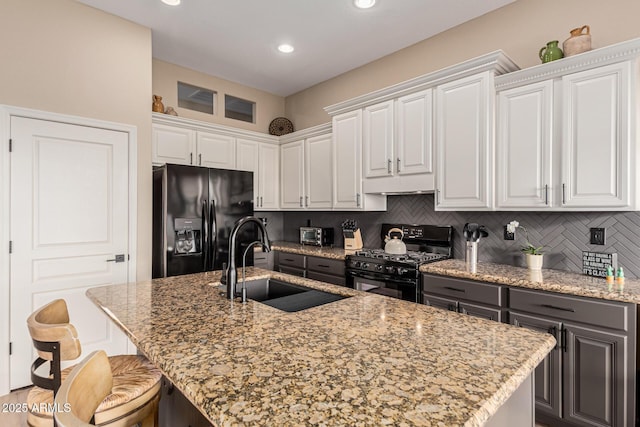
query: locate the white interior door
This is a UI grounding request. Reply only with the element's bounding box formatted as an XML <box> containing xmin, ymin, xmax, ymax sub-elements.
<box><xmin>10</xmin><ymin>116</ymin><xmax>130</xmax><ymax>389</ymax></box>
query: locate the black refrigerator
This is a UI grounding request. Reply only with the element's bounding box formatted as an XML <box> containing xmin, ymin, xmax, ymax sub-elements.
<box><xmin>152</xmin><ymin>164</ymin><xmax>256</xmax><ymax>278</ymax></box>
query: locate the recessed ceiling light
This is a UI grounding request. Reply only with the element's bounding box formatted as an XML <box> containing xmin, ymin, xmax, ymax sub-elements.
<box><xmin>354</xmin><ymin>0</ymin><xmax>376</xmax><ymax>9</ymax></box>
<box><xmin>161</xmin><ymin>0</ymin><xmax>180</xmax><ymax>6</ymax></box>
<box><xmin>277</xmin><ymin>44</ymin><xmax>294</xmax><ymax>53</ymax></box>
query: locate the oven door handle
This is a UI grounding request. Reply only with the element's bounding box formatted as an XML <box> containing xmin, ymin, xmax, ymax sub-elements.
<box><xmin>346</xmin><ymin>270</ymin><xmax>416</xmax><ymax>285</ymax></box>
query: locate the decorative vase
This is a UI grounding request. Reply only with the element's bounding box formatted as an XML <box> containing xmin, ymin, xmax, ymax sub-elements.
<box><xmin>525</xmin><ymin>253</ymin><xmax>544</xmax><ymax>271</ymax></box>
<box><xmin>563</xmin><ymin>25</ymin><xmax>591</xmax><ymax>57</ymax></box>
<box><xmin>539</xmin><ymin>40</ymin><xmax>564</xmax><ymax>63</ymax></box>
<box><xmin>152</xmin><ymin>95</ymin><xmax>165</xmax><ymax>113</ymax></box>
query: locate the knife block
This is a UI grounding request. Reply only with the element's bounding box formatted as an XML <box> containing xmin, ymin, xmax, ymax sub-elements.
<box><xmin>344</xmin><ymin>229</ymin><xmax>363</xmax><ymax>250</ymax></box>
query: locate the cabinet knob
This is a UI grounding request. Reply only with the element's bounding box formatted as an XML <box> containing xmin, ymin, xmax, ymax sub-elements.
<box><xmin>387</xmin><ymin>159</ymin><xmax>392</xmax><ymax>174</ymax></box>
<box><xmin>397</xmin><ymin>158</ymin><xmax>401</xmax><ymax>173</ymax></box>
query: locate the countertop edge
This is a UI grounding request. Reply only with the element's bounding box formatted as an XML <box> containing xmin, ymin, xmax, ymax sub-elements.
<box><xmin>420</xmin><ymin>260</ymin><xmax>640</xmax><ymax>305</ymax></box>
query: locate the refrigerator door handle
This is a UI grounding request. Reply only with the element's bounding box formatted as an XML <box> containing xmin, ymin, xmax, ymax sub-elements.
<box><xmin>209</xmin><ymin>199</ymin><xmax>217</xmax><ymax>270</ymax></box>
<box><xmin>202</xmin><ymin>200</ymin><xmax>208</xmax><ymax>271</ymax></box>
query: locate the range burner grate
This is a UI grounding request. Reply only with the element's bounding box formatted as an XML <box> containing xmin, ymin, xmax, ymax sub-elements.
<box><xmin>354</xmin><ymin>249</ymin><xmax>448</xmax><ymax>265</ymax></box>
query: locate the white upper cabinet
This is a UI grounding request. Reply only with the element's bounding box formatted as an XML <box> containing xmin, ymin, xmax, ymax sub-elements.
<box><xmin>435</xmin><ymin>71</ymin><xmax>494</xmax><ymax>210</ymax></box>
<box><xmin>332</xmin><ymin>110</ymin><xmax>362</xmax><ymax>209</ymax></box>
<box><xmin>196</xmin><ymin>131</ymin><xmax>236</xmax><ymax>169</ymax></box>
<box><xmin>496</xmin><ymin>38</ymin><xmax>640</xmax><ymax>211</ymax></box>
<box><xmin>280</xmin><ymin>140</ymin><xmax>305</xmax><ymax>209</ymax></box>
<box><xmin>496</xmin><ymin>80</ymin><xmax>553</xmax><ymax>209</ymax></box>
<box><xmin>363</xmin><ymin>100</ymin><xmax>394</xmax><ymax>178</ymax></box>
<box><xmin>332</xmin><ymin>111</ymin><xmax>386</xmax><ymax>210</ymax></box>
<box><xmin>257</xmin><ymin>143</ymin><xmax>280</xmax><ymax>210</ymax></box>
<box><xmin>152</xmin><ymin>124</ymin><xmax>195</xmax><ymax>166</ymax></box>
<box><xmin>236</xmin><ymin>138</ymin><xmax>279</xmax><ymax>210</ymax></box>
<box><xmin>396</xmin><ymin>89</ymin><xmax>434</xmax><ymax>176</ymax></box>
<box><xmin>561</xmin><ymin>62</ymin><xmax>631</xmax><ymax>209</ymax></box>
<box><xmin>361</xmin><ymin>91</ymin><xmax>435</xmax><ymax>194</ymax></box>
<box><xmin>279</xmin><ymin>125</ymin><xmax>333</xmax><ymax>210</ymax></box>
<box><xmin>305</xmin><ymin>134</ymin><xmax>333</xmax><ymax>209</ymax></box>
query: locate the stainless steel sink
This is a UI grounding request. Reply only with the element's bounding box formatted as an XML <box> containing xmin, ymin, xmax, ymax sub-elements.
<box><xmin>241</xmin><ymin>278</ymin><xmax>349</xmax><ymax>312</ymax></box>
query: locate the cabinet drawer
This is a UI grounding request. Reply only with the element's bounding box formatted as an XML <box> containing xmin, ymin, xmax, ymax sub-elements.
<box><xmin>307</xmin><ymin>270</ymin><xmax>346</xmax><ymax>286</ymax></box>
<box><xmin>307</xmin><ymin>256</ymin><xmax>345</xmax><ymax>276</ymax></box>
<box><xmin>423</xmin><ymin>293</ymin><xmax>457</xmax><ymax>312</ymax></box>
<box><xmin>509</xmin><ymin>288</ymin><xmax>630</xmax><ymax>331</ymax></box>
<box><xmin>276</xmin><ymin>252</ymin><xmax>306</xmax><ymax>269</ymax></box>
<box><xmin>459</xmin><ymin>302</ymin><xmax>505</xmax><ymax>322</ymax></box>
<box><xmin>422</xmin><ymin>274</ymin><xmax>506</xmax><ymax>307</ymax></box>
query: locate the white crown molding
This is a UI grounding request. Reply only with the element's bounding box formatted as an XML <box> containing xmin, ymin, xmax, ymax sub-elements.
<box><xmin>496</xmin><ymin>37</ymin><xmax>640</xmax><ymax>90</ymax></box>
<box><xmin>324</xmin><ymin>50</ymin><xmax>519</xmax><ymax>116</ymax></box>
<box><xmin>152</xmin><ymin>112</ymin><xmax>280</xmax><ymax>144</ymax></box>
<box><xmin>279</xmin><ymin>122</ymin><xmax>332</xmax><ymax>143</ymax></box>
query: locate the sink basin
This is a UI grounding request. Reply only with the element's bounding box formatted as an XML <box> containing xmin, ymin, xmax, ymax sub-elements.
<box><xmin>242</xmin><ymin>278</ymin><xmax>307</xmax><ymax>302</ymax></box>
<box><xmin>240</xmin><ymin>278</ymin><xmax>349</xmax><ymax>312</ymax></box>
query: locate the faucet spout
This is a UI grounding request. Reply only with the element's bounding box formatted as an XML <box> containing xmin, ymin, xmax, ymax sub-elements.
<box><xmin>226</xmin><ymin>216</ymin><xmax>270</xmax><ymax>299</ymax></box>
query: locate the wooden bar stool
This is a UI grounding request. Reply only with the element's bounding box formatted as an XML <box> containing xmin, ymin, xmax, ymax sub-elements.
<box><xmin>26</xmin><ymin>299</ymin><xmax>162</xmax><ymax>427</ymax></box>
<box><xmin>53</xmin><ymin>350</ymin><xmax>113</xmax><ymax>427</ymax></box>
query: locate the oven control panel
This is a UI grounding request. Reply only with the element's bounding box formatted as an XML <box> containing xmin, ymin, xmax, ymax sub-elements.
<box><xmin>347</xmin><ymin>258</ymin><xmax>418</xmax><ymax>279</ymax></box>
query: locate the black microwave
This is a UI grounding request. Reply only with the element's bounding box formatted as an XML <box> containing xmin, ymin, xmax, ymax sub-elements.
<box><xmin>299</xmin><ymin>227</ymin><xmax>334</xmax><ymax>247</ymax></box>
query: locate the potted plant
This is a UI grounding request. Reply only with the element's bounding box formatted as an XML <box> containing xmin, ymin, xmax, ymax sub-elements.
<box><xmin>507</xmin><ymin>221</ymin><xmax>544</xmax><ymax>270</ymax></box>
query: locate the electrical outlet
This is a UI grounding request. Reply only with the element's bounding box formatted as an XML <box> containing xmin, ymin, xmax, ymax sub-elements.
<box><xmin>504</xmin><ymin>225</ymin><xmax>515</xmax><ymax>240</ymax></box>
<box><xmin>590</xmin><ymin>227</ymin><xmax>605</xmax><ymax>245</ymax></box>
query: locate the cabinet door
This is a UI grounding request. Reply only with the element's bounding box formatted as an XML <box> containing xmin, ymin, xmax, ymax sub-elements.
<box><xmin>196</xmin><ymin>131</ymin><xmax>236</xmax><ymax>168</ymax></box>
<box><xmin>510</xmin><ymin>311</ymin><xmax>563</xmax><ymax>419</ymax></box>
<box><xmin>236</xmin><ymin>138</ymin><xmax>259</xmax><ymax>205</ymax></box>
<box><xmin>435</xmin><ymin>72</ymin><xmax>494</xmax><ymax>210</ymax></box>
<box><xmin>563</xmin><ymin>323</ymin><xmax>628</xmax><ymax>427</ymax></box>
<box><xmin>561</xmin><ymin>62</ymin><xmax>631</xmax><ymax>209</ymax></box>
<box><xmin>496</xmin><ymin>80</ymin><xmax>553</xmax><ymax>209</ymax></box>
<box><xmin>363</xmin><ymin>101</ymin><xmax>394</xmax><ymax>178</ymax></box>
<box><xmin>423</xmin><ymin>293</ymin><xmax>458</xmax><ymax>312</ymax></box>
<box><xmin>152</xmin><ymin>124</ymin><xmax>195</xmax><ymax>165</ymax></box>
<box><xmin>396</xmin><ymin>89</ymin><xmax>433</xmax><ymax>176</ymax></box>
<box><xmin>305</xmin><ymin>134</ymin><xmax>333</xmax><ymax>209</ymax></box>
<box><xmin>280</xmin><ymin>140</ymin><xmax>305</xmax><ymax>209</ymax></box>
<box><xmin>458</xmin><ymin>302</ymin><xmax>503</xmax><ymax>322</ymax></box>
<box><xmin>258</xmin><ymin>143</ymin><xmax>279</xmax><ymax>210</ymax></box>
<box><xmin>332</xmin><ymin>110</ymin><xmax>363</xmax><ymax>209</ymax></box>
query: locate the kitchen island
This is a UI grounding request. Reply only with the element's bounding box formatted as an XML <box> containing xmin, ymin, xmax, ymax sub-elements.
<box><xmin>87</xmin><ymin>268</ymin><xmax>555</xmax><ymax>426</ymax></box>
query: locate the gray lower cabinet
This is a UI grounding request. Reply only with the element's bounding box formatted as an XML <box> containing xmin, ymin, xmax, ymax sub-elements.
<box><xmin>306</xmin><ymin>256</ymin><xmax>346</xmax><ymax>286</ymax></box>
<box><xmin>160</xmin><ymin>377</ymin><xmax>212</xmax><ymax>427</ymax></box>
<box><xmin>274</xmin><ymin>251</ymin><xmax>346</xmax><ymax>285</ymax></box>
<box><xmin>510</xmin><ymin>311</ymin><xmax>563</xmax><ymax>419</ymax></box>
<box><xmin>254</xmin><ymin>249</ymin><xmax>273</xmax><ymax>270</ymax></box>
<box><xmin>509</xmin><ymin>288</ymin><xmax>636</xmax><ymax>427</ymax></box>
<box><xmin>422</xmin><ymin>273</ymin><xmax>507</xmax><ymax>322</ymax></box>
<box><xmin>275</xmin><ymin>252</ymin><xmax>306</xmax><ymax>277</ymax></box>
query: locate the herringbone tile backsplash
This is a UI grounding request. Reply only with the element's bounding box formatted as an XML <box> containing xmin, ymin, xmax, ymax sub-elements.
<box><xmin>271</xmin><ymin>194</ymin><xmax>640</xmax><ymax>278</ymax></box>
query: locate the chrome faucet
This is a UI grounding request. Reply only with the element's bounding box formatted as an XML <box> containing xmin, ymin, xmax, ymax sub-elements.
<box><xmin>226</xmin><ymin>216</ymin><xmax>271</xmax><ymax>299</ymax></box>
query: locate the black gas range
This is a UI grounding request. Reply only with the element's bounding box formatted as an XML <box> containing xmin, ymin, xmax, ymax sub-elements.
<box><xmin>345</xmin><ymin>223</ymin><xmax>453</xmax><ymax>303</ymax></box>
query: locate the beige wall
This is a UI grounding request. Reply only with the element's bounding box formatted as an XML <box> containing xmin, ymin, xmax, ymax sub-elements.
<box><xmin>0</xmin><ymin>0</ymin><xmax>153</xmax><ymax>280</ymax></box>
<box><xmin>153</xmin><ymin>59</ymin><xmax>285</xmax><ymax>133</ymax></box>
<box><xmin>286</xmin><ymin>0</ymin><xmax>640</xmax><ymax>129</ymax></box>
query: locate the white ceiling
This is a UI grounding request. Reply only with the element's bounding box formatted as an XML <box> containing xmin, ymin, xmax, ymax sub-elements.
<box><xmin>77</xmin><ymin>0</ymin><xmax>515</xmax><ymax>97</ymax></box>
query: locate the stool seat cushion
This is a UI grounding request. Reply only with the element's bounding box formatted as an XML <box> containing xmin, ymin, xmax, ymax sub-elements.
<box><xmin>27</xmin><ymin>355</ymin><xmax>161</xmax><ymax>427</ymax></box>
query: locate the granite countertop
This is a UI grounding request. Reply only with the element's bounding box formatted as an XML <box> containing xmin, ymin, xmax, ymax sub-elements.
<box><xmin>87</xmin><ymin>268</ymin><xmax>554</xmax><ymax>426</ymax></box>
<box><xmin>271</xmin><ymin>241</ymin><xmax>354</xmax><ymax>260</ymax></box>
<box><xmin>420</xmin><ymin>259</ymin><xmax>640</xmax><ymax>304</ymax></box>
